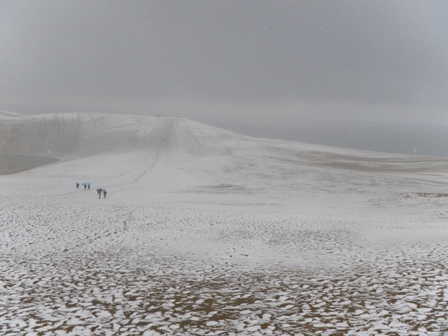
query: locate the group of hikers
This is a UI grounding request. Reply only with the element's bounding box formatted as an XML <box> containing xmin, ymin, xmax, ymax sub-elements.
<box><xmin>97</xmin><ymin>188</ymin><xmax>107</xmax><ymax>199</ymax></box>
<box><xmin>75</xmin><ymin>182</ymin><xmax>107</xmax><ymax>199</ymax></box>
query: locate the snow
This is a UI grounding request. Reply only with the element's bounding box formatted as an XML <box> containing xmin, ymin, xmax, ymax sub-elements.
<box><xmin>1</xmin><ymin>113</ymin><xmax>448</xmax><ymax>335</ymax></box>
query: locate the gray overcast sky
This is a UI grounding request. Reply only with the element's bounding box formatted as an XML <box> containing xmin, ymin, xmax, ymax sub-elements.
<box><xmin>1</xmin><ymin>0</ymin><xmax>448</xmax><ymax>144</ymax></box>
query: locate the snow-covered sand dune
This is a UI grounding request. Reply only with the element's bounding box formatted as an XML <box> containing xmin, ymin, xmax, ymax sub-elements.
<box><xmin>1</xmin><ymin>113</ymin><xmax>447</xmax><ymax>335</ymax></box>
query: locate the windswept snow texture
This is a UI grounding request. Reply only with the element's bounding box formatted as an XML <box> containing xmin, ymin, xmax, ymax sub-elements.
<box><xmin>1</xmin><ymin>113</ymin><xmax>448</xmax><ymax>335</ymax></box>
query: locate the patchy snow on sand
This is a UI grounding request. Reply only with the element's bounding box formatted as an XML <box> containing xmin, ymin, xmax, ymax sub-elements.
<box><xmin>1</xmin><ymin>113</ymin><xmax>448</xmax><ymax>335</ymax></box>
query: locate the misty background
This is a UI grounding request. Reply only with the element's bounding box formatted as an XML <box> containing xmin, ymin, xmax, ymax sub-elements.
<box><xmin>1</xmin><ymin>1</ymin><xmax>448</xmax><ymax>156</ymax></box>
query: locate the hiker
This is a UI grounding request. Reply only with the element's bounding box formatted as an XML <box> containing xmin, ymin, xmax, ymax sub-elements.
<box><xmin>87</xmin><ymin>183</ymin><xmax>91</xmax><ymax>189</ymax></box>
<box><xmin>76</xmin><ymin>183</ymin><xmax>79</xmax><ymax>189</ymax></box>
<box><xmin>102</xmin><ymin>189</ymin><xmax>107</xmax><ymax>198</ymax></box>
<box><xmin>84</xmin><ymin>183</ymin><xmax>87</xmax><ymax>189</ymax></box>
<box><xmin>97</xmin><ymin>188</ymin><xmax>102</xmax><ymax>199</ymax></box>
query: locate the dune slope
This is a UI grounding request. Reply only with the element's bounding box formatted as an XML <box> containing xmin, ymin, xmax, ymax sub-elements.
<box><xmin>1</xmin><ymin>113</ymin><xmax>448</xmax><ymax>335</ymax></box>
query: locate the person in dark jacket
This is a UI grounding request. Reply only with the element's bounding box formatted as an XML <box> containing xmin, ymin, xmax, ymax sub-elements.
<box><xmin>102</xmin><ymin>189</ymin><xmax>107</xmax><ymax>198</ymax></box>
<box><xmin>97</xmin><ymin>188</ymin><xmax>102</xmax><ymax>199</ymax></box>
<box><xmin>76</xmin><ymin>183</ymin><xmax>80</xmax><ymax>189</ymax></box>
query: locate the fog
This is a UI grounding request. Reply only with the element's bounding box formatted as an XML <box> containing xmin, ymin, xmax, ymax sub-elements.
<box><xmin>1</xmin><ymin>1</ymin><xmax>448</xmax><ymax>155</ymax></box>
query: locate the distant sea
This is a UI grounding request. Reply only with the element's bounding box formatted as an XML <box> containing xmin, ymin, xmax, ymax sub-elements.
<box><xmin>0</xmin><ymin>154</ymin><xmax>59</xmax><ymax>175</ymax></box>
<box><xmin>284</xmin><ymin>122</ymin><xmax>448</xmax><ymax>158</ymax></box>
<box><xmin>217</xmin><ymin>120</ymin><xmax>448</xmax><ymax>158</ymax></box>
